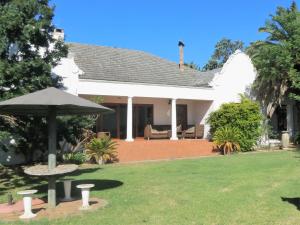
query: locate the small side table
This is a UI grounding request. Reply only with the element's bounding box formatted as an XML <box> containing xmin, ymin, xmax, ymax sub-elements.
<box><xmin>60</xmin><ymin>179</ymin><xmax>74</xmax><ymax>202</ymax></box>
<box><xmin>17</xmin><ymin>190</ymin><xmax>37</xmax><ymax>219</ymax></box>
<box><xmin>76</xmin><ymin>184</ymin><xmax>95</xmax><ymax>210</ymax></box>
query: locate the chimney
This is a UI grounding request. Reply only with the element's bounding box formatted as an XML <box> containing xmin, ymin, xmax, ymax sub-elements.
<box><xmin>53</xmin><ymin>28</ymin><xmax>65</xmax><ymax>41</ymax></box>
<box><xmin>178</xmin><ymin>41</ymin><xmax>185</xmax><ymax>71</ymax></box>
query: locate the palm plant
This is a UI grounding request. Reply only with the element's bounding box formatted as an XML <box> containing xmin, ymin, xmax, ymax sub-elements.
<box><xmin>85</xmin><ymin>136</ymin><xmax>118</xmax><ymax>164</ymax></box>
<box><xmin>247</xmin><ymin>2</ymin><xmax>300</xmax><ymax>118</ymax></box>
<box><xmin>213</xmin><ymin>127</ymin><xmax>241</xmax><ymax>155</ymax></box>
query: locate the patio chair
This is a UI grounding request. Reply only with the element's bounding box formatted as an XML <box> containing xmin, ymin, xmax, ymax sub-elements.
<box><xmin>182</xmin><ymin>124</ymin><xmax>204</xmax><ymax>139</ymax></box>
<box><xmin>144</xmin><ymin>124</ymin><xmax>170</xmax><ymax>140</ymax></box>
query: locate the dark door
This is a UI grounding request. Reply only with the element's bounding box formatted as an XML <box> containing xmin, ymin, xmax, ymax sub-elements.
<box><xmin>96</xmin><ymin>104</ymin><xmax>127</xmax><ymax>139</ymax></box>
<box><xmin>133</xmin><ymin>105</ymin><xmax>153</xmax><ymax>137</ymax></box>
<box><xmin>177</xmin><ymin>105</ymin><xmax>187</xmax><ymax>130</ymax></box>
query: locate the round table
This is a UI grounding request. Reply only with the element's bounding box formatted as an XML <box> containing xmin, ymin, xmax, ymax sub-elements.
<box><xmin>24</xmin><ymin>164</ymin><xmax>78</xmax><ymax>208</ymax></box>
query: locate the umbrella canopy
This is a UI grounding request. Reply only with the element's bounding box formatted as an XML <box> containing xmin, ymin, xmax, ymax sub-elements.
<box><xmin>0</xmin><ymin>87</ymin><xmax>112</xmax><ymax>116</ymax></box>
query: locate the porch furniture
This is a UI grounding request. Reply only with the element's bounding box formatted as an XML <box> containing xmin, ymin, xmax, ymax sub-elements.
<box><xmin>76</xmin><ymin>184</ymin><xmax>95</xmax><ymax>210</ymax></box>
<box><xmin>144</xmin><ymin>124</ymin><xmax>170</xmax><ymax>140</ymax></box>
<box><xmin>97</xmin><ymin>131</ymin><xmax>111</xmax><ymax>139</ymax></box>
<box><xmin>17</xmin><ymin>190</ymin><xmax>37</xmax><ymax>219</ymax></box>
<box><xmin>182</xmin><ymin>124</ymin><xmax>204</xmax><ymax>139</ymax></box>
<box><xmin>60</xmin><ymin>179</ymin><xmax>74</xmax><ymax>202</ymax></box>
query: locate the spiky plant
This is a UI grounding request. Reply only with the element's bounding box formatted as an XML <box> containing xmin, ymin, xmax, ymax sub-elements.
<box><xmin>213</xmin><ymin>127</ymin><xmax>241</xmax><ymax>155</ymax></box>
<box><xmin>85</xmin><ymin>136</ymin><xmax>118</xmax><ymax>164</ymax></box>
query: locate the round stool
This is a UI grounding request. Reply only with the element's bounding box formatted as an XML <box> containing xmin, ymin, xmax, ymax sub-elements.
<box><xmin>60</xmin><ymin>179</ymin><xmax>74</xmax><ymax>202</ymax></box>
<box><xmin>17</xmin><ymin>190</ymin><xmax>37</xmax><ymax>219</ymax></box>
<box><xmin>76</xmin><ymin>184</ymin><xmax>95</xmax><ymax>210</ymax></box>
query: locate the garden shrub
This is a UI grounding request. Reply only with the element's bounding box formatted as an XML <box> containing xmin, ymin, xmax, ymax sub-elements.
<box><xmin>207</xmin><ymin>96</ymin><xmax>262</xmax><ymax>151</ymax></box>
<box><xmin>213</xmin><ymin>126</ymin><xmax>241</xmax><ymax>154</ymax></box>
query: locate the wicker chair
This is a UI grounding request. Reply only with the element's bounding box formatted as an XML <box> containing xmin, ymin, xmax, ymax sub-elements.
<box><xmin>144</xmin><ymin>124</ymin><xmax>170</xmax><ymax>140</ymax></box>
<box><xmin>182</xmin><ymin>124</ymin><xmax>204</xmax><ymax>139</ymax></box>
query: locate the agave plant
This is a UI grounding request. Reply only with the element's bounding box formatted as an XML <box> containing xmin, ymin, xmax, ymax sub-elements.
<box><xmin>213</xmin><ymin>126</ymin><xmax>241</xmax><ymax>155</ymax></box>
<box><xmin>85</xmin><ymin>136</ymin><xmax>118</xmax><ymax>164</ymax></box>
<box><xmin>59</xmin><ymin>138</ymin><xmax>86</xmax><ymax>164</ymax></box>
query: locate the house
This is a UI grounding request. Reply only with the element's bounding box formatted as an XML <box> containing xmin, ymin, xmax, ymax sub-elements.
<box><xmin>2</xmin><ymin>30</ymin><xmax>299</xmax><ymax>165</ymax></box>
<box><xmin>52</xmin><ymin>30</ymin><xmax>258</xmax><ymax>141</ymax></box>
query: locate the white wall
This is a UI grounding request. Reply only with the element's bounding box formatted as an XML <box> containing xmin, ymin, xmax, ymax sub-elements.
<box><xmin>77</xmin><ymin>80</ymin><xmax>215</xmax><ymax>101</ymax></box>
<box><xmin>52</xmin><ymin>55</ymin><xmax>82</xmax><ymax>95</ymax></box>
<box><xmin>210</xmin><ymin>50</ymin><xmax>257</xmax><ymax>110</ymax></box>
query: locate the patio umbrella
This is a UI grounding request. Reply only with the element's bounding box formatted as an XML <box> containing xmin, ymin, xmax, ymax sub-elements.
<box><xmin>0</xmin><ymin>87</ymin><xmax>112</xmax><ymax>207</ymax></box>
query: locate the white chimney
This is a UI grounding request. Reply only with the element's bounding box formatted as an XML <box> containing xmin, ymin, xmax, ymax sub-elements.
<box><xmin>178</xmin><ymin>41</ymin><xmax>185</xmax><ymax>72</ymax></box>
<box><xmin>53</xmin><ymin>28</ymin><xmax>64</xmax><ymax>41</ymax></box>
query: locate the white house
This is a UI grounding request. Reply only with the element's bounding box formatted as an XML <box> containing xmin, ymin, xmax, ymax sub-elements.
<box><xmin>52</xmin><ymin>30</ymin><xmax>260</xmax><ymax>141</ymax></box>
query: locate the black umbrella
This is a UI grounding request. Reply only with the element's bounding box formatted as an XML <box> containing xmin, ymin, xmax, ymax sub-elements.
<box><xmin>0</xmin><ymin>87</ymin><xmax>112</xmax><ymax>207</ymax></box>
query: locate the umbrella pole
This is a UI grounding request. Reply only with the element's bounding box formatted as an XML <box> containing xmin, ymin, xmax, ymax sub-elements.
<box><xmin>48</xmin><ymin>106</ymin><xmax>57</xmax><ymax>208</ymax></box>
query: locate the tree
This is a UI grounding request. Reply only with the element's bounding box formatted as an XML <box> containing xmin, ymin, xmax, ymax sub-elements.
<box><xmin>202</xmin><ymin>38</ymin><xmax>244</xmax><ymax>71</ymax></box>
<box><xmin>184</xmin><ymin>62</ymin><xmax>201</xmax><ymax>71</ymax></box>
<box><xmin>247</xmin><ymin>2</ymin><xmax>300</xmax><ymax>117</ymax></box>
<box><xmin>0</xmin><ymin>0</ymin><xmax>93</xmax><ymax>162</ymax></box>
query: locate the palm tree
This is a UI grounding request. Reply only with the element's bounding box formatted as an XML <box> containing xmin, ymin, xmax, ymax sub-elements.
<box><xmin>247</xmin><ymin>2</ymin><xmax>300</xmax><ymax>118</ymax></box>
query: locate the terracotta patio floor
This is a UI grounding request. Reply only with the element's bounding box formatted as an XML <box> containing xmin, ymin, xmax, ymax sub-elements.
<box><xmin>115</xmin><ymin>138</ymin><xmax>217</xmax><ymax>163</ymax></box>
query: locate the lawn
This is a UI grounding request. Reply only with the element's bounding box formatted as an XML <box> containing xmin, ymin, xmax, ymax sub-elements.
<box><xmin>1</xmin><ymin>150</ymin><xmax>300</xmax><ymax>225</ymax></box>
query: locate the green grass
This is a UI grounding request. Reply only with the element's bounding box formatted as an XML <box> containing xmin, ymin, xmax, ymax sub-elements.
<box><xmin>2</xmin><ymin>150</ymin><xmax>300</xmax><ymax>224</ymax></box>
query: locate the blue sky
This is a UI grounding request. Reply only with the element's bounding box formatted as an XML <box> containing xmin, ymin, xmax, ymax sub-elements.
<box><xmin>52</xmin><ymin>0</ymin><xmax>298</xmax><ymax>67</ymax></box>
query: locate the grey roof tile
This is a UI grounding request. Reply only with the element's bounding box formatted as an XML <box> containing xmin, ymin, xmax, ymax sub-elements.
<box><xmin>68</xmin><ymin>42</ymin><xmax>219</xmax><ymax>88</ymax></box>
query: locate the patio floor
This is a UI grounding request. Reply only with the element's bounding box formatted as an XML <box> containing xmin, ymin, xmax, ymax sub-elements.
<box><xmin>115</xmin><ymin>138</ymin><xmax>216</xmax><ymax>163</ymax></box>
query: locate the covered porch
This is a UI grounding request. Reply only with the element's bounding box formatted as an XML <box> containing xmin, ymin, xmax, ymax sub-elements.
<box><xmin>78</xmin><ymin>79</ymin><xmax>216</xmax><ymax>141</ymax></box>
<box><xmin>81</xmin><ymin>95</ymin><xmax>213</xmax><ymax>141</ymax></box>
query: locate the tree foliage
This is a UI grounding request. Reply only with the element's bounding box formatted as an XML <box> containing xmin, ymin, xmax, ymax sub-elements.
<box><xmin>0</xmin><ymin>0</ymin><xmax>94</xmax><ymax>162</ymax></box>
<box><xmin>184</xmin><ymin>62</ymin><xmax>201</xmax><ymax>71</ymax></box>
<box><xmin>247</xmin><ymin>2</ymin><xmax>300</xmax><ymax>117</ymax></box>
<box><xmin>207</xmin><ymin>96</ymin><xmax>262</xmax><ymax>151</ymax></box>
<box><xmin>202</xmin><ymin>38</ymin><xmax>244</xmax><ymax>71</ymax></box>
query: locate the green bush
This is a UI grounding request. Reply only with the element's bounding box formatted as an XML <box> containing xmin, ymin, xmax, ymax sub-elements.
<box><xmin>63</xmin><ymin>152</ymin><xmax>86</xmax><ymax>165</ymax></box>
<box><xmin>207</xmin><ymin>96</ymin><xmax>262</xmax><ymax>151</ymax></box>
<box><xmin>213</xmin><ymin>126</ymin><xmax>241</xmax><ymax>154</ymax></box>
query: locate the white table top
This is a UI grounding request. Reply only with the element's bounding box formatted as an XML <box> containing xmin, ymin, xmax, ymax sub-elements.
<box><xmin>76</xmin><ymin>184</ymin><xmax>95</xmax><ymax>189</ymax></box>
<box><xmin>17</xmin><ymin>190</ymin><xmax>37</xmax><ymax>195</ymax></box>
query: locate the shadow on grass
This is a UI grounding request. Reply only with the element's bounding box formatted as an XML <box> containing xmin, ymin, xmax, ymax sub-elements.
<box><xmin>0</xmin><ymin>166</ymin><xmax>114</xmax><ymax>197</ymax></box>
<box><xmin>31</xmin><ymin>179</ymin><xmax>124</xmax><ymax>199</ymax></box>
<box><xmin>68</xmin><ymin>167</ymin><xmax>102</xmax><ymax>176</ymax></box>
<box><xmin>281</xmin><ymin>197</ymin><xmax>300</xmax><ymax>210</ymax></box>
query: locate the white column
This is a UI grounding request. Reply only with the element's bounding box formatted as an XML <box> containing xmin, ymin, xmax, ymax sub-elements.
<box><xmin>170</xmin><ymin>98</ymin><xmax>178</xmax><ymax>140</ymax></box>
<box><xmin>126</xmin><ymin>96</ymin><xmax>134</xmax><ymax>142</ymax></box>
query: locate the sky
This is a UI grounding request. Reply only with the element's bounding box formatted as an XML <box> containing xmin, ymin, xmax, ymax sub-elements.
<box><xmin>52</xmin><ymin>0</ymin><xmax>299</xmax><ymax>67</ymax></box>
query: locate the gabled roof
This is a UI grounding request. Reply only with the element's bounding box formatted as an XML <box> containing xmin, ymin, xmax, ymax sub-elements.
<box><xmin>68</xmin><ymin>42</ymin><xmax>220</xmax><ymax>88</ymax></box>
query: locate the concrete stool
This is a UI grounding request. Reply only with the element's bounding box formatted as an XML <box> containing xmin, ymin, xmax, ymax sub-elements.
<box><xmin>17</xmin><ymin>190</ymin><xmax>37</xmax><ymax>219</ymax></box>
<box><xmin>60</xmin><ymin>179</ymin><xmax>74</xmax><ymax>202</ymax></box>
<box><xmin>76</xmin><ymin>184</ymin><xmax>95</xmax><ymax>210</ymax></box>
